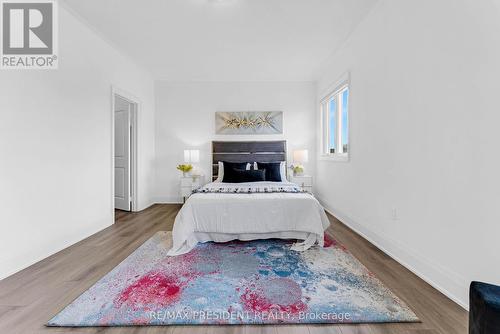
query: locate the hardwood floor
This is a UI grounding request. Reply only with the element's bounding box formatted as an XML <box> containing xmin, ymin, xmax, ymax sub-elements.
<box><xmin>0</xmin><ymin>204</ymin><xmax>468</xmax><ymax>334</ymax></box>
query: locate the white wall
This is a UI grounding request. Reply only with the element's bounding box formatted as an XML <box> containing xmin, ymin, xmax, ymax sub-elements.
<box><xmin>155</xmin><ymin>82</ymin><xmax>316</xmax><ymax>203</ymax></box>
<box><xmin>315</xmin><ymin>0</ymin><xmax>500</xmax><ymax>308</ymax></box>
<box><xmin>0</xmin><ymin>6</ymin><xmax>156</xmax><ymax>279</ymax></box>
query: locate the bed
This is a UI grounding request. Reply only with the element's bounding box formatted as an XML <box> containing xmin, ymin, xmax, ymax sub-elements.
<box><xmin>167</xmin><ymin>140</ymin><xmax>330</xmax><ymax>256</ymax></box>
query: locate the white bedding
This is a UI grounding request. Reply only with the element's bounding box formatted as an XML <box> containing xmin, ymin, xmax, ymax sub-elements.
<box><xmin>167</xmin><ymin>181</ymin><xmax>330</xmax><ymax>256</ymax></box>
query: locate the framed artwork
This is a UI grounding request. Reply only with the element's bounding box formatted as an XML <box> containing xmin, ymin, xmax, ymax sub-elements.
<box><xmin>215</xmin><ymin>111</ymin><xmax>283</xmax><ymax>135</ymax></box>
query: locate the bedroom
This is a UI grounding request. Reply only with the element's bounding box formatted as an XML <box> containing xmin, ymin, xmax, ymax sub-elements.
<box><xmin>0</xmin><ymin>0</ymin><xmax>499</xmax><ymax>333</ymax></box>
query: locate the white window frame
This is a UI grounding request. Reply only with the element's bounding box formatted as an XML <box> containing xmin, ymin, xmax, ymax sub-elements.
<box><xmin>319</xmin><ymin>76</ymin><xmax>350</xmax><ymax>162</ymax></box>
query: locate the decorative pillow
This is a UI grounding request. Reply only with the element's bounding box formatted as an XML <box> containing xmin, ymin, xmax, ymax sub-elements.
<box><xmin>216</xmin><ymin>161</ymin><xmax>252</xmax><ymax>182</ymax></box>
<box><xmin>256</xmin><ymin>162</ymin><xmax>283</xmax><ymax>182</ymax></box>
<box><xmin>279</xmin><ymin>161</ymin><xmax>287</xmax><ymax>181</ymax></box>
<box><xmin>224</xmin><ymin>169</ymin><xmax>266</xmax><ymax>183</ymax></box>
<box><xmin>215</xmin><ymin>161</ymin><xmax>224</xmax><ymax>182</ymax></box>
<box><xmin>221</xmin><ymin>161</ymin><xmax>252</xmax><ymax>183</ymax></box>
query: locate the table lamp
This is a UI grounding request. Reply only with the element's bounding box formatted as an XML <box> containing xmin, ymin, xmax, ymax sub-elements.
<box><xmin>291</xmin><ymin>149</ymin><xmax>308</xmax><ymax>176</ymax></box>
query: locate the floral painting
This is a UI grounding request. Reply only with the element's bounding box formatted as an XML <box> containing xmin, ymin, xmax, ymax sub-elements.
<box><xmin>215</xmin><ymin>111</ymin><xmax>283</xmax><ymax>135</ymax></box>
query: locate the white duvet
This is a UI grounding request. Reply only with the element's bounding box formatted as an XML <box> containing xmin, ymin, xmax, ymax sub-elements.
<box><xmin>167</xmin><ymin>181</ymin><xmax>330</xmax><ymax>256</ymax></box>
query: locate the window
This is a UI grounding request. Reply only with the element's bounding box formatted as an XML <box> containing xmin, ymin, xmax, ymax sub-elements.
<box><xmin>320</xmin><ymin>83</ymin><xmax>349</xmax><ymax>160</ymax></box>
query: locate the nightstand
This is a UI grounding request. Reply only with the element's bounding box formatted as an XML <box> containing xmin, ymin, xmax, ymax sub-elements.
<box><xmin>290</xmin><ymin>175</ymin><xmax>313</xmax><ymax>193</ymax></box>
<box><xmin>180</xmin><ymin>175</ymin><xmax>204</xmax><ymax>201</ymax></box>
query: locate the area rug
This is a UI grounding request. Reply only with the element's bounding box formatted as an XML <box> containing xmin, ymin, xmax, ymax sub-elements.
<box><xmin>48</xmin><ymin>232</ymin><xmax>418</xmax><ymax>326</ymax></box>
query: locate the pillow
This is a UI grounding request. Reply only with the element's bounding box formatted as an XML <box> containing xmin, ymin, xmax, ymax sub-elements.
<box><xmin>279</xmin><ymin>161</ymin><xmax>287</xmax><ymax>181</ymax></box>
<box><xmin>216</xmin><ymin>161</ymin><xmax>252</xmax><ymax>182</ymax></box>
<box><xmin>215</xmin><ymin>161</ymin><xmax>224</xmax><ymax>182</ymax></box>
<box><xmin>225</xmin><ymin>169</ymin><xmax>266</xmax><ymax>183</ymax></box>
<box><xmin>221</xmin><ymin>161</ymin><xmax>252</xmax><ymax>183</ymax></box>
<box><xmin>256</xmin><ymin>162</ymin><xmax>283</xmax><ymax>182</ymax></box>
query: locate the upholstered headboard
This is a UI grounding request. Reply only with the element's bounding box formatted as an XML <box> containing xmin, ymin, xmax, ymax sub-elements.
<box><xmin>211</xmin><ymin>140</ymin><xmax>287</xmax><ymax>182</ymax></box>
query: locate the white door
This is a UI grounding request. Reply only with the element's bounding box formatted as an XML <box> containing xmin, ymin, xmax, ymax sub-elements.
<box><xmin>114</xmin><ymin>96</ymin><xmax>131</xmax><ymax>211</ymax></box>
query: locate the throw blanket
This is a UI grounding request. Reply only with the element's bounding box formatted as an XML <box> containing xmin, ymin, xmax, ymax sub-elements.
<box><xmin>168</xmin><ymin>181</ymin><xmax>330</xmax><ymax>256</ymax></box>
<box><xmin>193</xmin><ymin>183</ymin><xmax>307</xmax><ymax>194</ymax></box>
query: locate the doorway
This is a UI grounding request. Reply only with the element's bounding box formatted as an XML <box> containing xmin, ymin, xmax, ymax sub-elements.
<box><xmin>112</xmin><ymin>88</ymin><xmax>138</xmax><ymax>213</ymax></box>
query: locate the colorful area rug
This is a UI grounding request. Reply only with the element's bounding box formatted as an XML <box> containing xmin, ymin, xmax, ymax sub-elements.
<box><xmin>48</xmin><ymin>232</ymin><xmax>418</xmax><ymax>326</ymax></box>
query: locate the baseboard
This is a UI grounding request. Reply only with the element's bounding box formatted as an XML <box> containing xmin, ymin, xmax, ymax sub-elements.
<box><xmin>153</xmin><ymin>196</ymin><xmax>183</xmax><ymax>204</ymax></box>
<box><xmin>319</xmin><ymin>199</ymin><xmax>469</xmax><ymax>311</ymax></box>
<box><xmin>135</xmin><ymin>199</ymin><xmax>156</xmax><ymax>212</ymax></box>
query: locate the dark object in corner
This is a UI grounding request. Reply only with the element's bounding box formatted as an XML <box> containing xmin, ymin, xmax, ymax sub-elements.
<box><xmin>469</xmin><ymin>281</ymin><xmax>500</xmax><ymax>334</ymax></box>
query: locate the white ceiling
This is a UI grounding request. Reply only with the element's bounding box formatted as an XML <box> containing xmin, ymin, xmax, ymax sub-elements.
<box><xmin>62</xmin><ymin>0</ymin><xmax>378</xmax><ymax>82</ymax></box>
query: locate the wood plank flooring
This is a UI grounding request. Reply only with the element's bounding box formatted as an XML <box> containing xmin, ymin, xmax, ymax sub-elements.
<box><xmin>0</xmin><ymin>204</ymin><xmax>468</xmax><ymax>334</ymax></box>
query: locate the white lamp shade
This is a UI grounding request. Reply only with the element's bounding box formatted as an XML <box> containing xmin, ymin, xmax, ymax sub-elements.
<box><xmin>293</xmin><ymin>149</ymin><xmax>308</xmax><ymax>163</ymax></box>
<box><xmin>191</xmin><ymin>150</ymin><xmax>200</xmax><ymax>163</ymax></box>
<box><xmin>184</xmin><ymin>149</ymin><xmax>200</xmax><ymax>163</ymax></box>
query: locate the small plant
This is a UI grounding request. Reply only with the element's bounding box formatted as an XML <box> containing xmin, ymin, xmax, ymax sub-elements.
<box><xmin>290</xmin><ymin>163</ymin><xmax>304</xmax><ymax>175</ymax></box>
<box><xmin>176</xmin><ymin>164</ymin><xmax>193</xmax><ymax>173</ymax></box>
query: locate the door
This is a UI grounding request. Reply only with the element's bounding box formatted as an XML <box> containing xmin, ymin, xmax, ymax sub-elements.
<box><xmin>114</xmin><ymin>96</ymin><xmax>131</xmax><ymax>211</ymax></box>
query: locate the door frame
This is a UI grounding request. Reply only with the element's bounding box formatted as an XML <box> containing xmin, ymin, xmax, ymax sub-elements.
<box><xmin>111</xmin><ymin>86</ymin><xmax>139</xmax><ymax>218</ymax></box>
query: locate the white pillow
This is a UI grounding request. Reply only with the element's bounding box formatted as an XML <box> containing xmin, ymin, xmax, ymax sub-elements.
<box><xmin>215</xmin><ymin>162</ymin><xmax>252</xmax><ymax>182</ymax></box>
<box><xmin>215</xmin><ymin>161</ymin><xmax>224</xmax><ymax>182</ymax></box>
<box><xmin>280</xmin><ymin>161</ymin><xmax>287</xmax><ymax>182</ymax></box>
